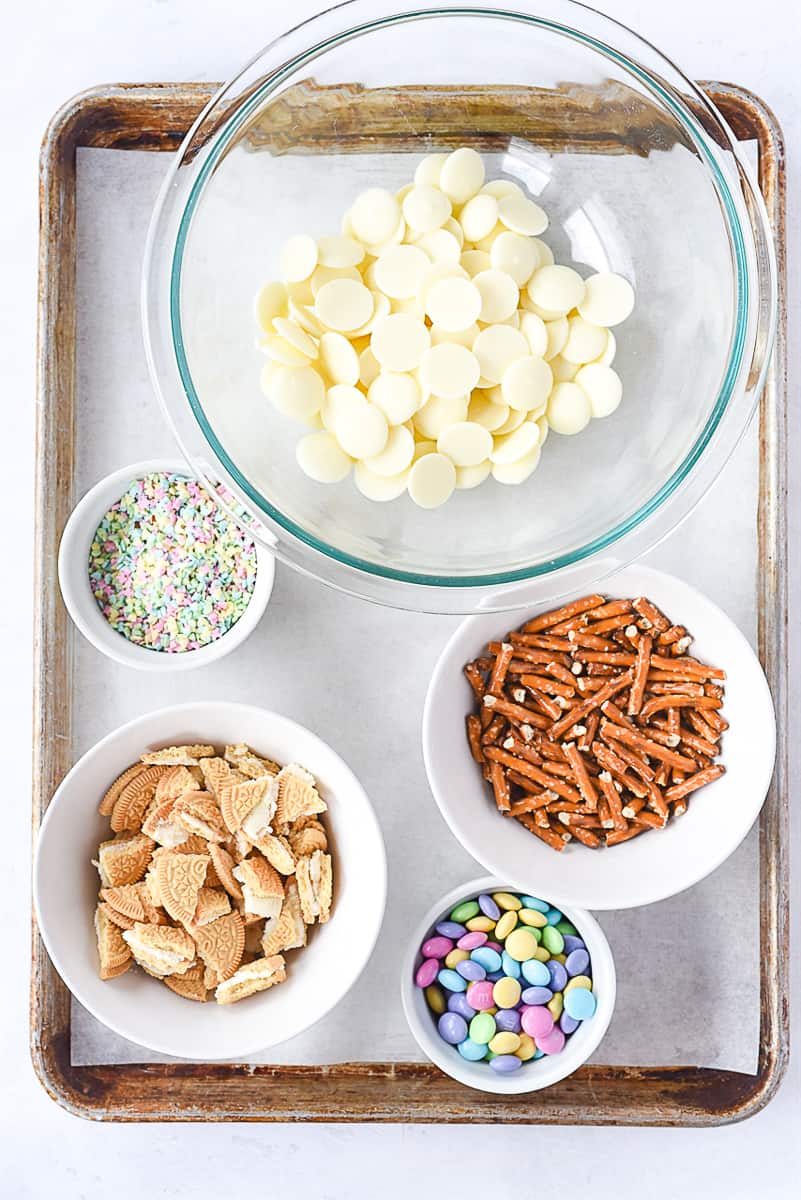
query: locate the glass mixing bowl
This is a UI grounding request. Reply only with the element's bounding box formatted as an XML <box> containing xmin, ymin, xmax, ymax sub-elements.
<box><xmin>143</xmin><ymin>0</ymin><xmax>776</xmax><ymax>613</ymax></box>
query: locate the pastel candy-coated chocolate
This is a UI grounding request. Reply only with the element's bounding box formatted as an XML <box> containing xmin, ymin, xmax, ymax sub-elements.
<box><xmin>492</xmin><ymin>891</ymin><xmax>522</xmax><ymax>911</ymax></box>
<box><xmin>489</xmin><ymin>1031</ymin><xmax>521</xmax><ymax>1055</ymax></box>
<box><xmin>448</xmin><ymin>992</ymin><xmax>476</xmax><ymax>1020</ymax></box>
<box><xmin>450</xmin><ymin>900</ymin><xmax>480</xmax><ymax>923</ymax></box>
<box><xmin>465</xmin><ymin>915</ymin><xmax>496</xmax><ymax>933</ymax></box>
<box><xmin>415</xmin><ymin>958</ymin><xmax>439</xmax><ymax>988</ymax></box>
<box><xmin>438</xmin><ymin>967</ymin><xmax>467</xmax><ymax>992</ymax></box>
<box><xmin>494</xmin><ymin>1008</ymin><xmax>522</xmax><ymax>1034</ymax></box>
<box><xmin>444</xmin><ymin>948</ymin><xmax>468</xmax><ymax>969</ymax></box>
<box><xmin>492</xmin><ymin>976</ymin><xmax>522</xmax><ymax>1009</ymax></box>
<box><xmin>565</xmin><ymin>974</ymin><xmax>593</xmax><ymax>993</ymax></box>
<box><xmin>519</xmin><ymin>908</ymin><xmax>547</xmax><ymax>928</ymax></box>
<box><xmin>504</xmin><ymin>928</ymin><xmax>540</xmax><ymax>962</ymax></box>
<box><xmin>466</xmin><ymin>980</ymin><xmax>495</xmax><ymax>1011</ymax></box>
<box><xmin>478</xmin><ymin>893</ymin><xmax>501</xmax><ymax>920</ymax></box>
<box><xmin>544</xmin><ymin>907</ymin><xmax>562</xmax><ymax>925</ymax></box>
<box><xmin>469</xmin><ymin>1012</ymin><xmax>497</xmax><ymax>1044</ymax></box>
<box><xmin>456</xmin><ymin>958</ymin><xmax>486</xmax><ymax>982</ymax></box>
<box><xmin>501</xmin><ymin>951</ymin><xmax>521</xmax><ymax>979</ymax></box>
<box><xmin>537</xmin><ymin>1027</ymin><xmax>566</xmax><ymax>1055</ymax></box>
<box><xmin>458</xmin><ymin>1037</ymin><xmax>487</xmax><ymax>1061</ymax></box>
<box><xmin>484</xmin><ymin>941</ymin><xmax>503</xmax><ymax>953</ymax></box>
<box><xmin>520</xmin><ymin>958</ymin><xmax>551</xmax><ymax>987</ymax></box>
<box><xmin>565</xmin><ymin>948</ymin><xmax>590</xmax><ymax>977</ymax></box>
<box><xmin>520</xmin><ymin>895</ymin><xmax>549</xmax><ymax>912</ymax></box>
<box><xmin>547</xmin><ymin>960</ymin><xmax>568</xmax><ymax>992</ymax></box>
<box><xmin>521</xmin><ymin>1005</ymin><xmax>554</xmax><ymax>1039</ymax></box>
<box><xmin>533</xmin><ymin>1047</ymin><xmax>545</xmax><ymax>1060</ymax></box>
<box><xmin>547</xmin><ymin>991</ymin><xmax>564</xmax><ymax>1020</ymax></box>
<box><xmin>424</xmin><ymin>984</ymin><xmax>446</xmax><ymax>1014</ymax></box>
<box><xmin>470</xmin><ymin>946</ymin><xmax>502</xmax><ymax>973</ymax></box>
<box><xmin>423</xmin><ymin>936</ymin><xmax>453</xmax><ymax>958</ymax></box>
<box><xmin>457</xmin><ymin>931</ymin><xmax>488</xmax><ymax>951</ymax></box>
<box><xmin>489</xmin><ymin>1054</ymin><xmax>523</xmax><ymax>1073</ymax></box>
<box><xmin>561</xmin><ymin>935</ymin><xmax>586</xmax><ymax>955</ymax></box>
<box><xmin>486</xmin><ymin>969</ymin><xmax>505</xmax><ymax>982</ymax></box>
<box><xmin>555</xmin><ymin>920</ymin><xmax>578</xmax><ymax>936</ymax></box>
<box><xmin>541</xmin><ymin>925</ymin><xmax>565</xmax><ymax>955</ymax></box>
<box><xmin>515</xmin><ymin>1033</ymin><xmax>536</xmax><ymax>1060</ymax></box>
<box><xmin>521</xmin><ymin>985</ymin><xmax>553</xmax><ymax>1005</ymax></box>
<box><xmin>560</xmin><ymin>1012</ymin><xmax>580</xmax><ymax>1035</ymax></box>
<box><xmin>495</xmin><ymin>910</ymin><xmax>518</xmax><ymax>940</ymax></box>
<box><xmin>436</xmin><ymin>921</ymin><xmax>466</xmax><ymax>938</ymax></box>
<box><xmin>438</xmin><ymin>1011</ymin><xmax>468</xmax><ymax>1044</ymax></box>
<box><xmin>564</xmin><ymin>986</ymin><xmax>597</xmax><ymax>1020</ymax></box>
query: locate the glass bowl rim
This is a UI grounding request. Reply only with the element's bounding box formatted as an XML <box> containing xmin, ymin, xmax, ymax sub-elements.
<box><xmin>160</xmin><ymin>0</ymin><xmax>759</xmax><ymax>590</ymax></box>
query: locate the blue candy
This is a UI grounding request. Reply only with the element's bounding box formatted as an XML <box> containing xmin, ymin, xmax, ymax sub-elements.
<box><xmin>448</xmin><ymin>993</ymin><xmax>476</xmax><ymax>1020</ymax></box>
<box><xmin>438</xmin><ymin>1012</ymin><xmax>468</xmax><ymax>1044</ymax></box>
<box><xmin>458</xmin><ymin>1038</ymin><xmax>487</xmax><ymax>1061</ymax></box>
<box><xmin>564</xmin><ymin>986</ymin><xmax>596</xmax><ymax>1020</ymax></box>
<box><xmin>438</xmin><ymin>967</ymin><xmax>467</xmax><ymax>992</ymax></box>
<box><xmin>456</xmin><ymin>959</ymin><xmax>486</xmax><ymax>982</ymax></box>
<box><xmin>521</xmin><ymin>985</ymin><xmax>553</xmax><ymax>1005</ymax></box>
<box><xmin>478</xmin><ymin>894</ymin><xmax>501</xmax><ymax>921</ymax></box>
<box><xmin>436</xmin><ymin>921</ymin><xmax>466</xmax><ymax>939</ymax></box>
<box><xmin>520</xmin><ymin>959</ymin><xmax>551</xmax><ymax>987</ymax></box>
<box><xmin>565</xmin><ymin>948</ymin><xmax>590</xmax><ymax>977</ymax></box>
<box><xmin>520</xmin><ymin>896</ymin><xmax>549</xmax><ymax>913</ymax></box>
<box><xmin>490</xmin><ymin>1054</ymin><xmax>522</xmax><ymax>1074</ymax></box>
<box><xmin>470</xmin><ymin>946</ymin><xmax>502</xmax><ymax>973</ymax></box>
<box><xmin>501</xmin><ymin>951</ymin><xmax>521</xmax><ymax>979</ymax></box>
<box><xmin>547</xmin><ymin>959</ymin><xmax>568</xmax><ymax>992</ymax></box>
<box><xmin>494</xmin><ymin>1008</ymin><xmax>522</xmax><ymax>1034</ymax></box>
<box><xmin>486</xmin><ymin>969</ymin><xmax>505</xmax><ymax>982</ymax></box>
<box><xmin>545</xmin><ymin>907</ymin><xmax>563</xmax><ymax>925</ymax></box>
<box><xmin>533</xmin><ymin>1047</ymin><xmax>545</xmax><ymax>1060</ymax></box>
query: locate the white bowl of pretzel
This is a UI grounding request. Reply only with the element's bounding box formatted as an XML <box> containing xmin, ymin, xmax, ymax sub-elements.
<box><xmin>423</xmin><ymin>564</ymin><xmax>775</xmax><ymax>910</ymax></box>
<box><xmin>34</xmin><ymin>701</ymin><xmax>386</xmax><ymax>1059</ymax></box>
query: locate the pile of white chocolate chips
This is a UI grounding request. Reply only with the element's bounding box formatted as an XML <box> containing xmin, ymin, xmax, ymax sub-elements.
<box><xmin>255</xmin><ymin>147</ymin><xmax>635</xmax><ymax>509</ymax></box>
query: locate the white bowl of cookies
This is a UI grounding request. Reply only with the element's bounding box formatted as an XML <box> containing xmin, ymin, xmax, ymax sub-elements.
<box><xmin>33</xmin><ymin>701</ymin><xmax>386</xmax><ymax>1059</ymax></box>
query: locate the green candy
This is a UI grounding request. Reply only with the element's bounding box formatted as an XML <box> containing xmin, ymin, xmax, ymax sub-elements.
<box><xmin>469</xmin><ymin>1012</ymin><xmax>496</xmax><ymax>1045</ymax></box>
<box><xmin>450</xmin><ymin>900</ymin><xmax>480</xmax><ymax>923</ymax></box>
<box><xmin>541</xmin><ymin>925</ymin><xmax>565</xmax><ymax>955</ymax></box>
<box><xmin>555</xmin><ymin>920</ymin><xmax>578</xmax><ymax>936</ymax></box>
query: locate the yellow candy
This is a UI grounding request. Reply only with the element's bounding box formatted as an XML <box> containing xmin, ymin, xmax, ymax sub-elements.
<box><xmin>444</xmin><ymin>948</ymin><xmax>469</xmax><ymax>969</ymax></box>
<box><xmin>533</xmin><ymin>946</ymin><xmax>550</xmax><ymax>962</ymax></box>
<box><xmin>519</xmin><ymin>908</ymin><xmax>547</xmax><ymax>928</ymax></box>
<box><xmin>466</xmin><ymin>915</ymin><xmax>496</xmax><ymax>933</ymax></box>
<box><xmin>486</xmin><ymin>1006</ymin><xmax>498</xmax><ymax>1016</ymax></box>
<box><xmin>504</xmin><ymin>928</ymin><xmax>540</xmax><ymax>961</ymax></box>
<box><xmin>492</xmin><ymin>892</ymin><xmax>522</xmax><ymax>911</ymax></box>
<box><xmin>548</xmin><ymin>992</ymin><xmax>564</xmax><ymax>1019</ymax></box>
<box><xmin>552</xmin><ymin>953</ymin><xmax>567</xmax><ymax>964</ymax></box>
<box><xmin>515</xmin><ymin>1033</ymin><xmax>536</xmax><ymax>1061</ymax></box>
<box><xmin>495</xmin><ymin>911</ymin><xmax>518</xmax><ymax>940</ymax></box>
<box><xmin>424</xmin><ymin>984</ymin><xmax>446</xmax><ymax>1014</ymax></box>
<box><xmin>565</xmin><ymin>974</ymin><xmax>593</xmax><ymax>993</ymax></box>
<box><xmin>489</xmin><ymin>1031</ymin><xmax>521</xmax><ymax>1055</ymax></box>
<box><xmin>493</xmin><ymin>976</ymin><xmax>522</xmax><ymax>1009</ymax></box>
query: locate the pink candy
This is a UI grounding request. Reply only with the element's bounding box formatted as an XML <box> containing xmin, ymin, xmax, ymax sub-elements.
<box><xmin>457</xmin><ymin>931</ymin><xmax>487</xmax><ymax>951</ymax></box>
<box><xmin>422</xmin><ymin>936</ymin><xmax>453</xmax><ymax>958</ymax></box>
<box><xmin>537</xmin><ymin>1027</ymin><xmax>566</xmax><ymax>1055</ymax></box>
<box><xmin>466</xmin><ymin>981</ymin><xmax>495</xmax><ymax>1011</ymax></box>
<box><xmin>415</xmin><ymin>958</ymin><xmax>440</xmax><ymax>988</ymax></box>
<box><xmin>484</xmin><ymin>941</ymin><xmax>503</xmax><ymax>953</ymax></box>
<box><xmin>521</xmin><ymin>1006</ymin><xmax>554</xmax><ymax>1039</ymax></box>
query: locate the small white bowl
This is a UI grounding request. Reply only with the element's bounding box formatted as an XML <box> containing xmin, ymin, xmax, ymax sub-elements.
<box><xmin>401</xmin><ymin>876</ymin><xmax>615</xmax><ymax>1093</ymax></box>
<box><xmin>423</xmin><ymin>564</ymin><xmax>775</xmax><ymax>910</ymax></box>
<box><xmin>33</xmin><ymin>701</ymin><xmax>387</xmax><ymax>1060</ymax></box>
<box><xmin>58</xmin><ymin>458</ymin><xmax>275</xmax><ymax>671</ymax></box>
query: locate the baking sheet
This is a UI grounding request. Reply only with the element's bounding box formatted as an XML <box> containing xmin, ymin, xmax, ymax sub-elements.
<box><xmin>70</xmin><ymin>146</ymin><xmax>760</xmax><ymax>1072</ymax></box>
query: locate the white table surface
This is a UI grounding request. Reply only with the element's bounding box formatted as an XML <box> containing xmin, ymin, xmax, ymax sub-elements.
<box><xmin>2</xmin><ymin>1</ymin><xmax>798</xmax><ymax>1196</ymax></box>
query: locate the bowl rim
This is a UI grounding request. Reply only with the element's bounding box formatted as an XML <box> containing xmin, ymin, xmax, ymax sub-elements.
<box><xmin>142</xmin><ymin>0</ymin><xmax>777</xmax><ymax>607</ymax></box>
<box><xmin>399</xmin><ymin>874</ymin><xmax>616</xmax><ymax>1093</ymax></box>
<box><xmin>421</xmin><ymin>563</ymin><xmax>776</xmax><ymax>909</ymax></box>
<box><xmin>57</xmin><ymin>458</ymin><xmax>275</xmax><ymax>672</ymax></box>
<box><xmin>33</xmin><ymin>700</ymin><xmax>388</xmax><ymax>1058</ymax></box>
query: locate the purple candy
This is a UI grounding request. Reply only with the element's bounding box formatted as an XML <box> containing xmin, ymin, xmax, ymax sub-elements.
<box><xmin>422</xmin><ymin>936</ymin><xmax>453</xmax><ymax>958</ymax></box>
<box><xmin>489</xmin><ymin>1054</ymin><xmax>522</xmax><ymax>1074</ymax></box>
<box><xmin>560</xmin><ymin>1012</ymin><xmax>580</xmax><ymax>1035</ymax></box>
<box><xmin>478</xmin><ymin>894</ymin><xmax>501</xmax><ymax>920</ymax></box>
<box><xmin>484</xmin><ymin>941</ymin><xmax>503</xmax><ymax>953</ymax></box>
<box><xmin>415</xmin><ymin>958</ymin><xmax>440</xmax><ymax>988</ymax></box>
<box><xmin>438</xmin><ymin>1012</ymin><xmax>468</xmax><ymax>1045</ymax></box>
<box><xmin>448</xmin><ymin>993</ymin><xmax>476</xmax><ymax>1020</ymax></box>
<box><xmin>457</xmin><ymin>931</ymin><xmax>488</xmax><ymax>951</ymax></box>
<box><xmin>456</xmin><ymin>959</ymin><xmax>486</xmax><ymax>982</ymax></box>
<box><xmin>494</xmin><ymin>1008</ymin><xmax>522</xmax><ymax>1034</ymax></box>
<box><xmin>547</xmin><ymin>960</ymin><xmax>568</xmax><ymax>992</ymax></box>
<box><xmin>436</xmin><ymin>921</ymin><xmax>466</xmax><ymax>939</ymax></box>
<box><xmin>486</xmin><ymin>969</ymin><xmax>505</xmax><ymax>982</ymax></box>
<box><xmin>562</xmin><ymin>935</ymin><xmax>585</xmax><ymax>955</ymax></box>
<box><xmin>521</xmin><ymin>985</ymin><xmax>553</xmax><ymax>1006</ymax></box>
<box><xmin>565</xmin><ymin>948</ymin><xmax>590</xmax><ymax>977</ymax></box>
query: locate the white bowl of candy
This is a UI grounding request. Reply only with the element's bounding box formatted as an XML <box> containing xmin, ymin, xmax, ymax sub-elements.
<box><xmin>401</xmin><ymin>876</ymin><xmax>615</xmax><ymax>1093</ymax></box>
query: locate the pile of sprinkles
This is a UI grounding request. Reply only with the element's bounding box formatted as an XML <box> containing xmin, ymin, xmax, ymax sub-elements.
<box><xmin>88</xmin><ymin>472</ymin><xmax>257</xmax><ymax>653</ymax></box>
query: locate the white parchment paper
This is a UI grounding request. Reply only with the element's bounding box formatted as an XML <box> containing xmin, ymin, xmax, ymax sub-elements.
<box><xmin>69</xmin><ymin>147</ymin><xmax>760</xmax><ymax>1072</ymax></box>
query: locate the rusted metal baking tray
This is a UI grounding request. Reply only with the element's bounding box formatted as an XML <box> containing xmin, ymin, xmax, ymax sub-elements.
<box><xmin>31</xmin><ymin>81</ymin><xmax>787</xmax><ymax>1123</ymax></box>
